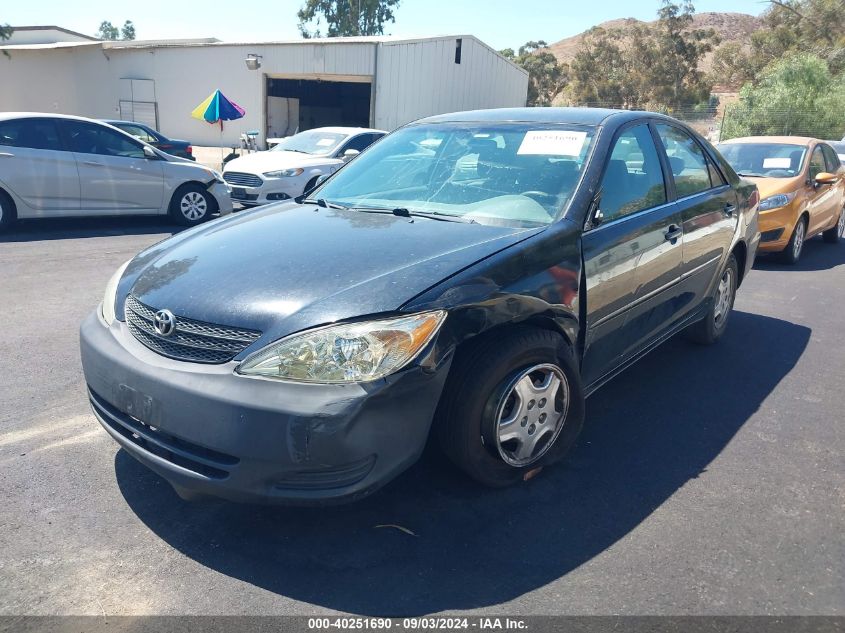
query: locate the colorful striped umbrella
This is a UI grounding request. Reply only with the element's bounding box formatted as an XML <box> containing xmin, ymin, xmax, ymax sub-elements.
<box><xmin>191</xmin><ymin>89</ymin><xmax>245</xmax><ymax>130</ymax></box>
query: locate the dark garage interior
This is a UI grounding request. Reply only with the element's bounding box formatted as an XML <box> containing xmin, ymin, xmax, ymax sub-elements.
<box><xmin>265</xmin><ymin>77</ymin><xmax>372</xmax><ymax>137</ymax></box>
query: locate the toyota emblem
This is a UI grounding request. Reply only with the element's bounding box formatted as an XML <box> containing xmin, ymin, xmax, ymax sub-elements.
<box><xmin>153</xmin><ymin>309</ymin><xmax>177</xmax><ymax>337</ymax></box>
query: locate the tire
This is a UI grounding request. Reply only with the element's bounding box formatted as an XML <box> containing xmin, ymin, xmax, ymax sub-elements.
<box><xmin>302</xmin><ymin>176</ymin><xmax>319</xmax><ymax>197</ymax></box>
<box><xmin>169</xmin><ymin>183</ymin><xmax>216</xmax><ymax>227</ymax></box>
<box><xmin>778</xmin><ymin>216</ymin><xmax>807</xmax><ymax>264</ymax></box>
<box><xmin>0</xmin><ymin>188</ymin><xmax>16</xmax><ymax>232</ymax></box>
<box><xmin>435</xmin><ymin>327</ymin><xmax>585</xmax><ymax>487</ymax></box>
<box><xmin>822</xmin><ymin>206</ymin><xmax>844</xmax><ymax>244</ymax></box>
<box><xmin>683</xmin><ymin>253</ymin><xmax>738</xmax><ymax>346</ymax></box>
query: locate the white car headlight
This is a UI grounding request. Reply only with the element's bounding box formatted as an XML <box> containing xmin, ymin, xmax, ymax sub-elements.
<box><xmin>101</xmin><ymin>260</ymin><xmax>131</xmax><ymax>326</ymax></box>
<box><xmin>237</xmin><ymin>311</ymin><xmax>447</xmax><ymax>383</ymax></box>
<box><xmin>758</xmin><ymin>192</ymin><xmax>795</xmax><ymax>211</ymax></box>
<box><xmin>263</xmin><ymin>168</ymin><xmax>305</xmax><ymax>178</ymax></box>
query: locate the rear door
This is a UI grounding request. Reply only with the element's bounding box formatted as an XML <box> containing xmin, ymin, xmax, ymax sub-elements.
<box><xmin>581</xmin><ymin>122</ymin><xmax>683</xmax><ymax>386</ymax></box>
<box><xmin>0</xmin><ymin>117</ymin><xmax>80</xmax><ymax>215</ymax></box>
<box><xmin>654</xmin><ymin>123</ymin><xmax>737</xmax><ymax>313</ymax></box>
<box><xmin>60</xmin><ymin>120</ymin><xmax>164</xmax><ymax>214</ymax></box>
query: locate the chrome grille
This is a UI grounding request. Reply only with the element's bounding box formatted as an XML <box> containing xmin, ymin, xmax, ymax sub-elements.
<box><xmin>223</xmin><ymin>171</ymin><xmax>263</xmax><ymax>187</ymax></box>
<box><xmin>124</xmin><ymin>295</ymin><xmax>261</xmax><ymax>364</ymax></box>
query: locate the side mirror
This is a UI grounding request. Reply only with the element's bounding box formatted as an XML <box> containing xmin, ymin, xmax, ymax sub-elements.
<box><xmin>342</xmin><ymin>149</ymin><xmax>360</xmax><ymax>162</ymax></box>
<box><xmin>814</xmin><ymin>172</ymin><xmax>837</xmax><ymax>186</ymax></box>
<box><xmin>315</xmin><ymin>174</ymin><xmax>329</xmax><ymax>187</ymax></box>
<box><xmin>143</xmin><ymin>145</ymin><xmax>158</xmax><ymax>160</ymax></box>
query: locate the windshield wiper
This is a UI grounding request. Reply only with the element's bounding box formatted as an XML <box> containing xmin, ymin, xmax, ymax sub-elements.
<box><xmin>301</xmin><ymin>198</ymin><xmax>348</xmax><ymax>210</ymax></box>
<box><xmin>737</xmin><ymin>172</ymin><xmax>764</xmax><ymax>177</ymax></box>
<box><xmin>353</xmin><ymin>206</ymin><xmax>477</xmax><ymax>224</ymax></box>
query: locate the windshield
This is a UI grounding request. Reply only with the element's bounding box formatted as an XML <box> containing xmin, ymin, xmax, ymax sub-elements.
<box><xmin>272</xmin><ymin>130</ymin><xmax>347</xmax><ymax>155</ymax></box>
<box><xmin>716</xmin><ymin>142</ymin><xmax>806</xmax><ymax>178</ymax></box>
<box><xmin>313</xmin><ymin>122</ymin><xmax>595</xmax><ymax>227</ymax></box>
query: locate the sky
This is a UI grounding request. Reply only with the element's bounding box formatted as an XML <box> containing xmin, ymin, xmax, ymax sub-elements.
<box><xmin>4</xmin><ymin>0</ymin><xmax>767</xmax><ymax>50</ymax></box>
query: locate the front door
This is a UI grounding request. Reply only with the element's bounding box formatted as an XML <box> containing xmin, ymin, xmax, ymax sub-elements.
<box><xmin>0</xmin><ymin>117</ymin><xmax>80</xmax><ymax>215</ymax></box>
<box><xmin>654</xmin><ymin>123</ymin><xmax>738</xmax><ymax>311</ymax></box>
<box><xmin>805</xmin><ymin>144</ymin><xmax>840</xmax><ymax>235</ymax></box>
<box><xmin>581</xmin><ymin>122</ymin><xmax>683</xmax><ymax>387</ymax></box>
<box><xmin>60</xmin><ymin>120</ymin><xmax>164</xmax><ymax>214</ymax></box>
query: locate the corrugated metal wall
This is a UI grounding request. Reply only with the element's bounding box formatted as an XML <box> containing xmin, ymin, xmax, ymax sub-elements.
<box><xmin>374</xmin><ymin>36</ymin><xmax>529</xmax><ymax>131</ymax></box>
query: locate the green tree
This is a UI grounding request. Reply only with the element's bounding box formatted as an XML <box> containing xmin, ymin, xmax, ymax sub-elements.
<box><xmin>645</xmin><ymin>0</ymin><xmax>718</xmax><ymax>108</ymax></box>
<box><xmin>712</xmin><ymin>0</ymin><xmax>845</xmax><ymax>85</ymax></box>
<box><xmin>501</xmin><ymin>41</ymin><xmax>569</xmax><ymax>106</ymax></box>
<box><xmin>1</xmin><ymin>22</ymin><xmax>11</xmax><ymax>58</ymax></box>
<box><xmin>121</xmin><ymin>20</ymin><xmax>136</xmax><ymax>41</ymax></box>
<box><xmin>297</xmin><ymin>0</ymin><xmax>401</xmax><ymax>38</ymax></box>
<box><xmin>569</xmin><ymin>0</ymin><xmax>717</xmax><ymax>109</ymax></box>
<box><xmin>722</xmin><ymin>53</ymin><xmax>845</xmax><ymax>139</ymax></box>
<box><xmin>96</xmin><ymin>21</ymin><xmax>120</xmax><ymax>40</ymax></box>
<box><xmin>96</xmin><ymin>20</ymin><xmax>136</xmax><ymax>41</ymax></box>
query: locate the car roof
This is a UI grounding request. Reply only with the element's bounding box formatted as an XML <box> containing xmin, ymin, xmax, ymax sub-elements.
<box><xmin>414</xmin><ymin>107</ymin><xmax>677</xmax><ymax>127</ymax></box>
<box><xmin>301</xmin><ymin>126</ymin><xmax>386</xmax><ymax>135</ymax></box>
<box><xmin>0</xmin><ymin>112</ymin><xmax>104</xmax><ymax>123</ymax></box>
<box><xmin>102</xmin><ymin>119</ymin><xmax>150</xmax><ymax>127</ymax></box>
<box><xmin>719</xmin><ymin>136</ymin><xmax>818</xmax><ymax>146</ymax></box>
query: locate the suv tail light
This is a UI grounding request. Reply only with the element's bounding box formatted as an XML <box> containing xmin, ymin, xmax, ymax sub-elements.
<box><xmin>186</xmin><ymin>145</ymin><xmax>193</xmax><ymax>155</ymax></box>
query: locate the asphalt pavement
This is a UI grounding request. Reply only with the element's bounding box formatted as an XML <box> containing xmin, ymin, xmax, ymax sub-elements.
<box><xmin>0</xmin><ymin>216</ymin><xmax>843</xmax><ymax>616</ymax></box>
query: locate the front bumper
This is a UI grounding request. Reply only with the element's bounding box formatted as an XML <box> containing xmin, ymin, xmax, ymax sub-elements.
<box><xmin>226</xmin><ymin>175</ymin><xmax>312</xmax><ymax>206</ymax></box>
<box><xmin>79</xmin><ymin>311</ymin><xmax>450</xmax><ymax>504</ymax></box>
<box><xmin>208</xmin><ymin>182</ymin><xmax>234</xmax><ymax>215</ymax></box>
<box><xmin>756</xmin><ymin>204</ymin><xmax>799</xmax><ymax>252</ymax></box>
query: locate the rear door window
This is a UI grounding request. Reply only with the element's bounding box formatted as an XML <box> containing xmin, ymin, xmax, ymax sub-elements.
<box><xmin>62</xmin><ymin>121</ymin><xmax>146</xmax><ymax>159</ymax></box>
<box><xmin>0</xmin><ymin>118</ymin><xmax>63</xmax><ymax>151</ymax></box>
<box><xmin>655</xmin><ymin>124</ymin><xmax>712</xmax><ymax>198</ymax></box>
<box><xmin>598</xmin><ymin>124</ymin><xmax>667</xmax><ymax>222</ymax></box>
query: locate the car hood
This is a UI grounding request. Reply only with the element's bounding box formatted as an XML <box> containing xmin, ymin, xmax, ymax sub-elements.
<box><xmin>119</xmin><ymin>203</ymin><xmax>541</xmax><ymax>346</ymax></box>
<box><xmin>742</xmin><ymin>174</ymin><xmax>804</xmax><ymax>199</ymax></box>
<box><xmin>224</xmin><ymin>150</ymin><xmax>337</xmax><ymax>174</ymax></box>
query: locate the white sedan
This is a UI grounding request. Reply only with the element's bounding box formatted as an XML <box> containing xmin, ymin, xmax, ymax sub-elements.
<box><xmin>223</xmin><ymin>127</ymin><xmax>385</xmax><ymax>206</ymax></box>
<box><xmin>0</xmin><ymin>112</ymin><xmax>232</xmax><ymax>231</ymax></box>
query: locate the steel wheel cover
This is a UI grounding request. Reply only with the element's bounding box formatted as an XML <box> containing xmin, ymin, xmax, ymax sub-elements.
<box><xmin>493</xmin><ymin>363</ymin><xmax>569</xmax><ymax>467</ymax></box>
<box><xmin>714</xmin><ymin>267</ymin><xmax>734</xmax><ymax>327</ymax></box>
<box><xmin>180</xmin><ymin>191</ymin><xmax>208</xmax><ymax>220</ymax></box>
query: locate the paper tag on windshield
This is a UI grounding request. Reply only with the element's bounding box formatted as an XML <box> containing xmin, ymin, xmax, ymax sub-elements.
<box><xmin>762</xmin><ymin>157</ymin><xmax>791</xmax><ymax>169</ymax></box>
<box><xmin>518</xmin><ymin>130</ymin><xmax>587</xmax><ymax>156</ymax></box>
<box><xmin>316</xmin><ymin>138</ymin><xmax>335</xmax><ymax>147</ymax></box>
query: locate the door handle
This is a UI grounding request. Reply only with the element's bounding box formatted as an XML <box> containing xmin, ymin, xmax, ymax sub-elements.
<box><xmin>82</xmin><ymin>161</ymin><xmax>104</xmax><ymax>167</ymax></box>
<box><xmin>664</xmin><ymin>224</ymin><xmax>683</xmax><ymax>242</ymax></box>
<box><xmin>724</xmin><ymin>204</ymin><xmax>736</xmax><ymax>217</ymax></box>
<box><xmin>0</xmin><ymin>152</ymin><xmax>14</xmax><ymax>158</ymax></box>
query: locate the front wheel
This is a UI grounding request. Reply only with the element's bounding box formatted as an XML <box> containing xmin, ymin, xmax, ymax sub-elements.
<box><xmin>435</xmin><ymin>327</ymin><xmax>585</xmax><ymax>487</ymax></box>
<box><xmin>683</xmin><ymin>253</ymin><xmax>738</xmax><ymax>346</ymax></box>
<box><xmin>169</xmin><ymin>184</ymin><xmax>216</xmax><ymax>227</ymax></box>
<box><xmin>822</xmin><ymin>207</ymin><xmax>844</xmax><ymax>244</ymax></box>
<box><xmin>779</xmin><ymin>217</ymin><xmax>806</xmax><ymax>264</ymax></box>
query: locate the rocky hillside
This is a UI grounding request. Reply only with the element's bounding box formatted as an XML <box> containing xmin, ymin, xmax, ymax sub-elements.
<box><xmin>548</xmin><ymin>12</ymin><xmax>762</xmax><ymax>90</ymax></box>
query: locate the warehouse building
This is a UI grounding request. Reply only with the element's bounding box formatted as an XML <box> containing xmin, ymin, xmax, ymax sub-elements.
<box><xmin>0</xmin><ymin>26</ymin><xmax>529</xmax><ymax>147</ymax></box>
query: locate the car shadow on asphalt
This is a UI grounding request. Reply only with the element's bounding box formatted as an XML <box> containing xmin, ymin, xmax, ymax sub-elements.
<box><xmin>754</xmin><ymin>238</ymin><xmax>845</xmax><ymax>272</ymax></box>
<box><xmin>114</xmin><ymin>310</ymin><xmax>810</xmax><ymax>615</ymax></box>
<box><xmin>0</xmin><ymin>216</ymin><xmax>183</xmax><ymax>242</ymax></box>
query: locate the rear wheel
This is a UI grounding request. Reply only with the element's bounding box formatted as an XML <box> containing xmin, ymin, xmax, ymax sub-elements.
<box><xmin>822</xmin><ymin>206</ymin><xmax>844</xmax><ymax>244</ymax></box>
<box><xmin>683</xmin><ymin>253</ymin><xmax>738</xmax><ymax>345</ymax></box>
<box><xmin>435</xmin><ymin>327</ymin><xmax>585</xmax><ymax>487</ymax></box>
<box><xmin>0</xmin><ymin>188</ymin><xmax>16</xmax><ymax>232</ymax></box>
<box><xmin>169</xmin><ymin>183</ymin><xmax>216</xmax><ymax>227</ymax></box>
<box><xmin>779</xmin><ymin>217</ymin><xmax>806</xmax><ymax>264</ymax></box>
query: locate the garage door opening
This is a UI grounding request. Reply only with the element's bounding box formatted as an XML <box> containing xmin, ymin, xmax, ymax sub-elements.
<box><xmin>266</xmin><ymin>77</ymin><xmax>372</xmax><ymax>139</ymax></box>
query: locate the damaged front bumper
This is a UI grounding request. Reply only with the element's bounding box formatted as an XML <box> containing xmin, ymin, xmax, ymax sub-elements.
<box><xmin>79</xmin><ymin>311</ymin><xmax>450</xmax><ymax>505</ymax></box>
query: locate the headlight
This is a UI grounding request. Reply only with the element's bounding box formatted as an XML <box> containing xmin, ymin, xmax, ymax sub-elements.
<box><xmin>101</xmin><ymin>260</ymin><xmax>131</xmax><ymax>326</ymax></box>
<box><xmin>209</xmin><ymin>170</ymin><xmax>224</xmax><ymax>183</ymax></box>
<box><xmin>263</xmin><ymin>168</ymin><xmax>304</xmax><ymax>178</ymax></box>
<box><xmin>236</xmin><ymin>311</ymin><xmax>447</xmax><ymax>383</ymax></box>
<box><xmin>758</xmin><ymin>192</ymin><xmax>795</xmax><ymax>211</ymax></box>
